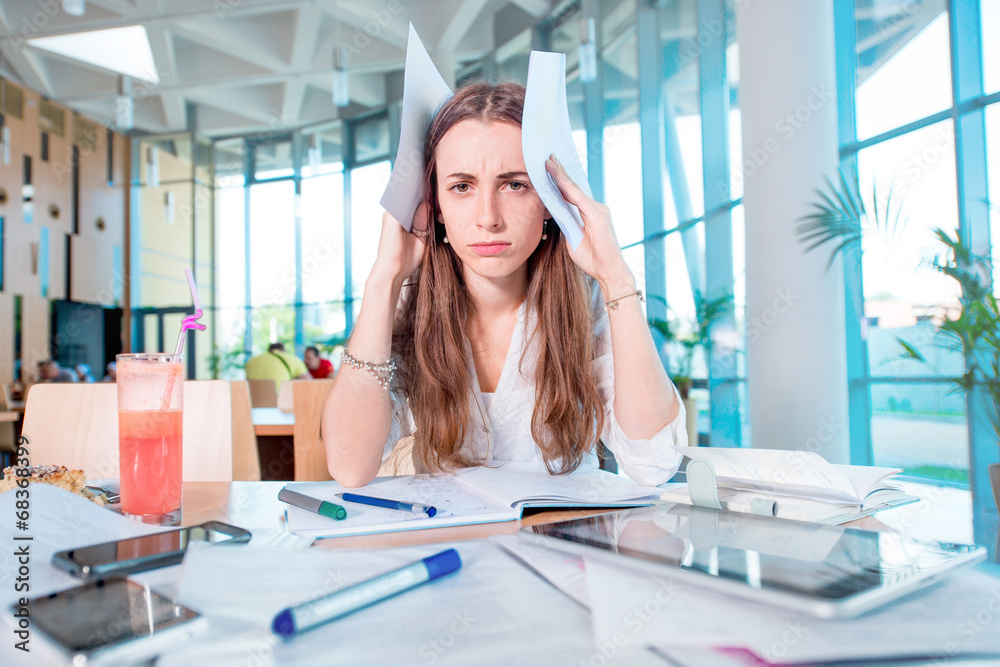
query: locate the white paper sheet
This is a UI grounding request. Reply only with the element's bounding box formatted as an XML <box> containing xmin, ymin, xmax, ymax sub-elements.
<box><xmin>491</xmin><ymin>534</ymin><xmax>590</xmax><ymax>607</ymax></box>
<box><xmin>379</xmin><ymin>23</ymin><xmax>452</xmax><ymax>230</ymax></box>
<box><xmin>163</xmin><ymin>540</ymin><xmax>663</xmax><ymax>667</ymax></box>
<box><xmin>586</xmin><ymin>557</ymin><xmax>1000</xmax><ymax>664</ymax></box>
<box><xmin>0</xmin><ymin>485</ymin><xmax>169</xmax><ymax>610</ymax></box>
<box><xmin>522</xmin><ymin>50</ymin><xmax>589</xmax><ymax>250</ymax></box>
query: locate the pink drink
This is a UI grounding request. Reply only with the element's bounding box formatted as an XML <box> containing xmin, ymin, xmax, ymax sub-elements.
<box><xmin>117</xmin><ymin>354</ymin><xmax>184</xmax><ymax>522</ymax></box>
<box><xmin>119</xmin><ymin>410</ymin><xmax>183</xmax><ymax>515</ymax></box>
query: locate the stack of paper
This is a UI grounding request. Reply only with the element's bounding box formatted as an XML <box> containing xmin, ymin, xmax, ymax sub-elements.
<box><xmin>163</xmin><ymin>540</ymin><xmax>667</xmax><ymax>666</ymax></box>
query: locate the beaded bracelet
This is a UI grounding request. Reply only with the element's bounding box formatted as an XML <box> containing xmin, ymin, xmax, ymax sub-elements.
<box><xmin>605</xmin><ymin>289</ymin><xmax>644</xmax><ymax>311</ymax></box>
<box><xmin>341</xmin><ymin>348</ymin><xmax>396</xmax><ymax>390</ymax></box>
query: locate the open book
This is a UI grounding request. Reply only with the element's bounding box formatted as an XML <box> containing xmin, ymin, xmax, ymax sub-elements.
<box><xmin>283</xmin><ymin>463</ymin><xmax>662</xmax><ymax>539</ymax></box>
<box><xmin>659</xmin><ymin>447</ymin><xmax>919</xmax><ymax>524</ymax></box>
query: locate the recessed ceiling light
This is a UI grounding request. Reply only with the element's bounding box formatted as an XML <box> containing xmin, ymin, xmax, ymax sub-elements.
<box><xmin>28</xmin><ymin>25</ymin><xmax>159</xmax><ymax>84</ymax></box>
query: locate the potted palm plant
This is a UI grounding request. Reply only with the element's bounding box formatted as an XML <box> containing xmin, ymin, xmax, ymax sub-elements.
<box><xmin>648</xmin><ymin>291</ymin><xmax>733</xmax><ymax>447</ymax></box>
<box><xmin>797</xmin><ymin>168</ymin><xmax>1000</xmax><ymax>513</ymax></box>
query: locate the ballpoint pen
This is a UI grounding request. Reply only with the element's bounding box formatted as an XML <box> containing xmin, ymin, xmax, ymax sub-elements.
<box><xmin>337</xmin><ymin>492</ymin><xmax>437</xmax><ymax>517</ymax></box>
<box><xmin>278</xmin><ymin>488</ymin><xmax>347</xmax><ymax>520</ymax></box>
<box><xmin>272</xmin><ymin>548</ymin><xmax>462</xmax><ymax>639</ymax></box>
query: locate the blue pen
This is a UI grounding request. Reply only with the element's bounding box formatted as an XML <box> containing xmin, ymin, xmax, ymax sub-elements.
<box><xmin>271</xmin><ymin>548</ymin><xmax>462</xmax><ymax>639</ymax></box>
<box><xmin>338</xmin><ymin>492</ymin><xmax>438</xmax><ymax>518</ymax></box>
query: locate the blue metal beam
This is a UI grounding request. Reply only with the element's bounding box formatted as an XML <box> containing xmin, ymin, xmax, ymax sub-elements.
<box><xmin>948</xmin><ymin>0</ymin><xmax>997</xmax><ymax>558</ymax></box>
<box><xmin>834</xmin><ymin>0</ymin><xmax>874</xmax><ymax>467</ymax></box>
<box><xmin>698</xmin><ymin>0</ymin><xmax>739</xmax><ymax>448</ymax></box>
<box><xmin>636</xmin><ymin>0</ymin><xmax>668</xmax><ymax>322</ymax></box>
<box><xmin>582</xmin><ymin>0</ymin><xmax>605</xmax><ymax>203</ymax></box>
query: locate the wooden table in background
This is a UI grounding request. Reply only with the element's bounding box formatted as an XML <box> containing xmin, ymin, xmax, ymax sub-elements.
<box><xmin>251</xmin><ymin>407</ymin><xmax>294</xmax><ymax>436</ymax></box>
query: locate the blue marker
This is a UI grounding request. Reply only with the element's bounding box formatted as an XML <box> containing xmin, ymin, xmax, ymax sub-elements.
<box><xmin>338</xmin><ymin>492</ymin><xmax>437</xmax><ymax>518</ymax></box>
<box><xmin>271</xmin><ymin>548</ymin><xmax>462</xmax><ymax>639</ymax></box>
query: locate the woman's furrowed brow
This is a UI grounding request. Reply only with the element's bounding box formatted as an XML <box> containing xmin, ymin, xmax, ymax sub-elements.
<box><xmin>443</xmin><ymin>171</ymin><xmax>529</xmax><ymax>180</ymax></box>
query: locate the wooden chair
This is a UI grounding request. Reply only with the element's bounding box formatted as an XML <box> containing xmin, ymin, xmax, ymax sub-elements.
<box><xmin>21</xmin><ymin>381</ymin><xmax>237</xmax><ymax>482</ymax></box>
<box><xmin>291</xmin><ymin>380</ymin><xmax>334</xmax><ymax>480</ymax></box>
<box><xmin>290</xmin><ymin>380</ymin><xmax>420</xmax><ymax>480</ymax></box>
<box><xmin>247</xmin><ymin>379</ymin><xmax>278</xmax><ymax>408</ymax></box>
<box><xmin>277</xmin><ymin>379</ymin><xmax>306</xmax><ymax>412</ymax></box>
<box><xmin>0</xmin><ymin>386</ymin><xmax>19</xmax><ymax>468</ymax></box>
<box><xmin>229</xmin><ymin>380</ymin><xmax>261</xmax><ymax>481</ymax></box>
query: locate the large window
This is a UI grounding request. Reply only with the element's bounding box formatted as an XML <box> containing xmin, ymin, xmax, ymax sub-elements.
<box><xmin>349</xmin><ymin>160</ymin><xmax>391</xmax><ymax>319</ymax></box>
<box><xmin>854</xmin><ymin>1</ymin><xmax>951</xmax><ymax>140</ymax></box>
<box><xmin>988</xmin><ymin>104</ymin><xmax>1000</xmax><ymax>293</ymax></box>
<box><xmin>983</xmin><ymin>0</ymin><xmax>999</xmax><ymax>95</ymax></box>
<box><xmin>248</xmin><ymin>179</ymin><xmax>296</xmax><ymax>351</ymax></box>
<box><xmin>857</xmin><ymin>121</ymin><xmax>960</xmax><ymax>384</ymax></box>
<box><xmin>840</xmin><ymin>1</ymin><xmax>998</xmax><ymax>500</ymax></box>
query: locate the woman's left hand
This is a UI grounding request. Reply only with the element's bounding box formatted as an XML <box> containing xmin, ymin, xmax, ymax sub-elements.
<box><xmin>545</xmin><ymin>154</ymin><xmax>635</xmax><ymax>296</ymax></box>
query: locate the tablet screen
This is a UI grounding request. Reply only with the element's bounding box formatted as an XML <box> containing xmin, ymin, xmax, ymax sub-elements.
<box><xmin>523</xmin><ymin>504</ymin><xmax>984</xmax><ymax>615</ymax></box>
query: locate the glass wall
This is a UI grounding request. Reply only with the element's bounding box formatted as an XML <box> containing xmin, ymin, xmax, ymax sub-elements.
<box><xmin>840</xmin><ymin>1</ymin><xmax>998</xmax><ymax>490</ymax></box>
<box><xmin>982</xmin><ymin>0</ymin><xmax>999</xmax><ymax>94</ymax></box>
<box><xmin>854</xmin><ymin>0</ymin><xmax>950</xmax><ymax>140</ymax></box>
<box><xmin>988</xmin><ymin>104</ymin><xmax>1000</xmax><ymax>293</ymax></box>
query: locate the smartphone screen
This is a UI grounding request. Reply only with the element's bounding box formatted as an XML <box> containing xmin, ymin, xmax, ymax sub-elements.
<box><xmin>54</xmin><ymin>521</ymin><xmax>251</xmax><ymax>578</ymax></box>
<box><xmin>28</xmin><ymin>578</ymin><xmax>201</xmax><ymax>661</ymax></box>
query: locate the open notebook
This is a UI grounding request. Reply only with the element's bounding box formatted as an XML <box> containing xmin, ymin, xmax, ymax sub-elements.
<box><xmin>660</xmin><ymin>447</ymin><xmax>919</xmax><ymax>524</ymax></box>
<box><xmin>282</xmin><ymin>464</ymin><xmax>662</xmax><ymax>539</ymax></box>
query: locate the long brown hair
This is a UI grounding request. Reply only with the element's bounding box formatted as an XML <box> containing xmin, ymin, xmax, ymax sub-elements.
<box><xmin>391</xmin><ymin>80</ymin><xmax>604</xmax><ymax>474</ymax></box>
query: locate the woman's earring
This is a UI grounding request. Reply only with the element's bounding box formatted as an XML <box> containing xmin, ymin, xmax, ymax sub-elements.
<box><xmin>542</xmin><ymin>218</ymin><xmax>551</xmax><ymax>241</ymax></box>
<box><xmin>443</xmin><ymin>236</ymin><xmax>450</xmax><ymax>244</ymax></box>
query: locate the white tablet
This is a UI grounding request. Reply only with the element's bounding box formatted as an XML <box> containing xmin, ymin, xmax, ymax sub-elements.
<box><xmin>520</xmin><ymin>504</ymin><xmax>986</xmax><ymax>619</ymax></box>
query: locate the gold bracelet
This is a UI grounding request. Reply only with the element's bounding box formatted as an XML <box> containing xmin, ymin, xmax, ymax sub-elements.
<box><xmin>605</xmin><ymin>289</ymin><xmax>644</xmax><ymax>311</ymax></box>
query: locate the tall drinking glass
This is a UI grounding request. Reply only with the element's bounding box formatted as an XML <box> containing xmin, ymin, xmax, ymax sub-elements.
<box><xmin>116</xmin><ymin>353</ymin><xmax>184</xmax><ymax>524</ymax></box>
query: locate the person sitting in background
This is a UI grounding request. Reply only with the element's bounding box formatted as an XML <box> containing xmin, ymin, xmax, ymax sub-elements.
<box><xmin>40</xmin><ymin>360</ymin><xmax>78</xmax><ymax>383</ymax></box>
<box><xmin>304</xmin><ymin>346</ymin><xmax>334</xmax><ymax>379</ymax></box>
<box><xmin>245</xmin><ymin>342</ymin><xmax>311</xmax><ymax>393</ymax></box>
<box><xmin>75</xmin><ymin>364</ymin><xmax>96</xmax><ymax>383</ymax></box>
<box><xmin>102</xmin><ymin>362</ymin><xmax>117</xmax><ymax>382</ymax></box>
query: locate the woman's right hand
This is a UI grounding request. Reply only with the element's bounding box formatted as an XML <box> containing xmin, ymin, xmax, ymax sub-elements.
<box><xmin>370</xmin><ymin>203</ymin><xmax>430</xmax><ymax>286</ymax></box>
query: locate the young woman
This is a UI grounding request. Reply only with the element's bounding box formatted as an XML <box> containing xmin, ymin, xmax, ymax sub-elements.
<box><xmin>323</xmin><ymin>81</ymin><xmax>686</xmax><ymax>488</ymax></box>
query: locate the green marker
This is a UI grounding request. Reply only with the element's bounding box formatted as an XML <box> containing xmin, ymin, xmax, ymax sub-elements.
<box><xmin>278</xmin><ymin>488</ymin><xmax>347</xmax><ymax>521</ymax></box>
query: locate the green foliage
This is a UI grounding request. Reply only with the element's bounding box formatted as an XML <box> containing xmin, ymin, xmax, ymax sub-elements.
<box><xmin>647</xmin><ymin>291</ymin><xmax>733</xmax><ymax>398</ymax></box>
<box><xmin>796</xmin><ymin>164</ymin><xmax>906</xmax><ymax>269</ymax></box>
<box><xmin>207</xmin><ymin>343</ymin><xmax>247</xmax><ymax>380</ymax></box>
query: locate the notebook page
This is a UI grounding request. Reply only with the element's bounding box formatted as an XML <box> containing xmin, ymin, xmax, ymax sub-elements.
<box><xmin>456</xmin><ymin>464</ymin><xmax>662</xmax><ymax>509</ymax></box>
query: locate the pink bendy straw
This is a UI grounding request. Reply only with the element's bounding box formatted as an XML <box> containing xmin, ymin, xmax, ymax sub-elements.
<box><xmin>173</xmin><ymin>268</ymin><xmax>206</xmax><ymax>360</ymax></box>
<box><xmin>161</xmin><ymin>268</ymin><xmax>205</xmax><ymax>410</ymax></box>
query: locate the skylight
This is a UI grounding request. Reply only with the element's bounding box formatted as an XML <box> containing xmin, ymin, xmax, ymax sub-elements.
<box><xmin>28</xmin><ymin>25</ymin><xmax>159</xmax><ymax>83</ymax></box>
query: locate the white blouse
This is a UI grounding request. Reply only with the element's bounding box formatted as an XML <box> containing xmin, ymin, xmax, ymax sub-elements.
<box><xmin>383</xmin><ymin>291</ymin><xmax>687</xmax><ymax>486</ymax></box>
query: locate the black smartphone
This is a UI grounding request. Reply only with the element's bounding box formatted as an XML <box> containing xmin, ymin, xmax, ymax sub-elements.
<box><xmin>51</xmin><ymin>521</ymin><xmax>252</xmax><ymax>579</ymax></box>
<box><xmin>16</xmin><ymin>577</ymin><xmax>206</xmax><ymax>666</ymax></box>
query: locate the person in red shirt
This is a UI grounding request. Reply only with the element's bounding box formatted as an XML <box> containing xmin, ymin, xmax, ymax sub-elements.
<box><xmin>304</xmin><ymin>346</ymin><xmax>334</xmax><ymax>379</ymax></box>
